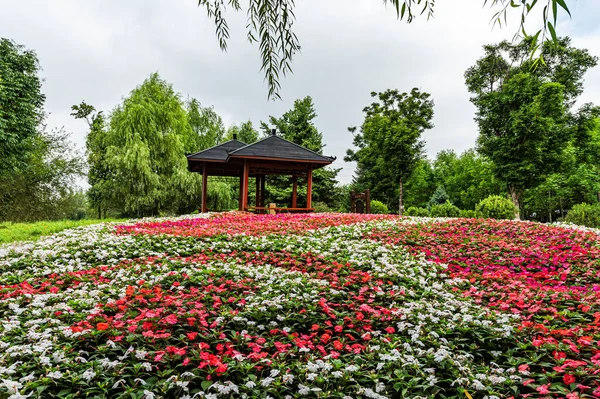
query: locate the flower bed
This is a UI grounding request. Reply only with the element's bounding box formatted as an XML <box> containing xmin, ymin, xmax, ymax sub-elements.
<box><xmin>0</xmin><ymin>214</ymin><xmax>598</xmax><ymax>398</ymax></box>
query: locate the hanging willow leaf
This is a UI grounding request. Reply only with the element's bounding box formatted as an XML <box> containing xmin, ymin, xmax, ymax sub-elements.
<box><xmin>196</xmin><ymin>0</ymin><xmax>573</xmax><ymax>100</ymax></box>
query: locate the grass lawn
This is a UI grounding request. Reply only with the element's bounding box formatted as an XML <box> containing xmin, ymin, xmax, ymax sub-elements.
<box><xmin>0</xmin><ymin>218</ymin><xmax>126</xmax><ymax>244</ymax></box>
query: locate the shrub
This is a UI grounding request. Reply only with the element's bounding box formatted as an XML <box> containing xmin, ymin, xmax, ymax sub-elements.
<box><xmin>476</xmin><ymin>195</ymin><xmax>518</xmax><ymax>220</ymax></box>
<box><xmin>313</xmin><ymin>202</ymin><xmax>331</xmax><ymax>213</ymax></box>
<box><xmin>430</xmin><ymin>201</ymin><xmax>460</xmax><ymax>218</ymax></box>
<box><xmin>428</xmin><ymin>186</ymin><xmax>449</xmax><ymax>207</ymax></box>
<box><xmin>565</xmin><ymin>203</ymin><xmax>600</xmax><ymax>228</ymax></box>
<box><xmin>405</xmin><ymin>206</ymin><xmax>429</xmax><ymax>217</ymax></box>
<box><xmin>370</xmin><ymin>200</ymin><xmax>389</xmax><ymax>214</ymax></box>
<box><xmin>459</xmin><ymin>209</ymin><xmax>481</xmax><ymax>218</ymax></box>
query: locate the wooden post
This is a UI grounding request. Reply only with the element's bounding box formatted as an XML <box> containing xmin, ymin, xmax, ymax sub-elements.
<box><xmin>365</xmin><ymin>189</ymin><xmax>371</xmax><ymax>214</ymax></box>
<box><xmin>306</xmin><ymin>166</ymin><xmax>313</xmax><ymax>210</ymax></box>
<box><xmin>238</xmin><ymin>168</ymin><xmax>244</xmax><ymax>211</ymax></box>
<box><xmin>201</xmin><ymin>163</ymin><xmax>208</xmax><ymax>213</ymax></box>
<box><xmin>292</xmin><ymin>175</ymin><xmax>298</xmax><ymax>208</ymax></box>
<box><xmin>242</xmin><ymin>160</ymin><xmax>249</xmax><ymax>211</ymax></box>
<box><xmin>260</xmin><ymin>175</ymin><xmax>266</xmax><ymax>208</ymax></box>
<box><xmin>255</xmin><ymin>175</ymin><xmax>260</xmax><ymax>209</ymax></box>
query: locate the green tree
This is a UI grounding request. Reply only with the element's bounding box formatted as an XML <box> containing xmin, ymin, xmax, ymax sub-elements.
<box><xmin>195</xmin><ymin>0</ymin><xmax>574</xmax><ymax>99</ymax></box>
<box><xmin>71</xmin><ymin>101</ymin><xmax>113</xmax><ymax>218</ymax></box>
<box><xmin>185</xmin><ymin>98</ymin><xmax>226</xmax><ymax>152</ymax></box>
<box><xmin>261</xmin><ymin>96</ymin><xmax>341</xmax><ymax>207</ymax></box>
<box><xmin>0</xmin><ymin>38</ymin><xmax>45</xmax><ymax>179</ymax></box>
<box><xmin>103</xmin><ymin>73</ymin><xmax>197</xmax><ymax>217</ymax></box>
<box><xmin>0</xmin><ymin>39</ymin><xmax>83</xmax><ymax>222</ymax></box>
<box><xmin>432</xmin><ymin>149</ymin><xmax>503</xmax><ymax>210</ymax></box>
<box><xmin>346</xmin><ymin>88</ymin><xmax>434</xmax><ymax>215</ymax></box>
<box><xmin>403</xmin><ymin>158</ymin><xmax>435</xmax><ymax>208</ymax></box>
<box><xmin>465</xmin><ymin>38</ymin><xmax>597</xmax><ymax>218</ymax></box>
<box><xmin>225</xmin><ymin>120</ymin><xmax>259</xmax><ymax>144</ymax></box>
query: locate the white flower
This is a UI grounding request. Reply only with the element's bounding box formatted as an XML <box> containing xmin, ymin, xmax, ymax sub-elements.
<box><xmin>81</xmin><ymin>369</ymin><xmax>96</xmax><ymax>382</ymax></box>
<box><xmin>46</xmin><ymin>371</ymin><xmax>63</xmax><ymax>379</ymax></box>
<box><xmin>282</xmin><ymin>374</ymin><xmax>294</xmax><ymax>384</ymax></box>
<box><xmin>245</xmin><ymin>381</ymin><xmax>256</xmax><ymax>389</ymax></box>
<box><xmin>8</xmin><ymin>393</ymin><xmax>32</xmax><ymax>399</ymax></box>
<box><xmin>2</xmin><ymin>380</ymin><xmax>22</xmax><ymax>393</ymax></box>
<box><xmin>298</xmin><ymin>384</ymin><xmax>310</xmax><ymax>395</ymax></box>
<box><xmin>143</xmin><ymin>390</ymin><xmax>156</xmax><ymax>399</ymax></box>
<box><xmin>260</xmin><ymin>377</ymin><xmax>274</xmax><ymax>387</ymax></box>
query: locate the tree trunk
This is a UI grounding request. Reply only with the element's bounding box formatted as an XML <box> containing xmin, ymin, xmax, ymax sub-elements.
<box><xmin>508</xmin><ymin>185</ymin><xmax>521</xmax><ymax>220</ymax></box>
<box><xmin>398</xmin><ymin>176</ymin><xmax>403</xmax><ymax>216</ymax></box>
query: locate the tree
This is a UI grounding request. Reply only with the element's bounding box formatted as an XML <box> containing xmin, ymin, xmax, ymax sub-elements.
<box><xmin>261</xmin><ymin>96</ymin><xmax>341</xmax><ymax>207</ymax></box>
<box><xmin>465</xmin><ymin>37</ymin><xmax>597</xmax><ymax>218</ymax></box>
<box><xmin>403</xmin><ymin>158</ymin><xmax>435</xmax><ymax>208</ymax></box>
<box><xmin>432</xmin><ymin>149</ymin><xmax>503</xmax><ymax>210</ymax></box>
<box><xmin>0</xmin><ymin>39</ymin><xmax>83</xmax><ymax>222</ymax></box>
<box><xmin>71</xmin><ymin>101</ymin><xmax>112</xmax><ymax>218</ymax></box>
<box><xmin>0</xmin><ymin>38</ymin><xmax>45</xmax><ymax>179</ymax></box>
<box><xmin>346</xmin><ymin>88</ymin><xmax>434</xmax><ymax>215</ymax></box>
<box><xmin>225</xmin><ymin>120</ymin><xmax>259</xmax><ymax>144</ymax></box>
<box><xmin>185</xmin><ymin>98</ymin><xmax>226</xmax><ymax>152</ymax></box>
<box><xmin>195</xmin><ymin>0</ymin><xmax>574</xmax><ymax>99</ymax></box>
<box><xmin>103</xmin><ymin>73</ymin><xmax>196</xmax><ymax>217</ymax></box>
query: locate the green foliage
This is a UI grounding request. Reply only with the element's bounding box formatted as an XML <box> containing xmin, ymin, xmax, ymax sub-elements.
<box><xmin>185</xmin><ymin>98</ymin><xmax>226</xmax><ymax>152</ymax></box>
<box><xmin>312</xmin><ymin>202</ymin><xmax>331</xmax><ymax>213</ymax></box>
<box><xmin>405</xmin><ymin>206</ymin><xmax>429</xmax><ymax>217</ymax></box>
<box><xmin>476</xmin><ymin>195</ymin><xmax>518</xmax><ymax>220</ymax></box>
<box><xmin>206</xmin><ymin>181</ymin><xmax>237</xmax><ymax>211</ymax></box>
<box><xmin>346</xmin><ymin>88</ymin><xmax>434</xmax><ymax>214</ymax></box>
<box><xmin>102</xmin><ymin>73</ymin><xmax>196</xmax><ymax>217</ymax></box>
<box><xmin>0</xmin><ymin>218</ymin><xmax>125</xmax><ymax>244</ymax></box>
<box><xmin>459</xmin><ymin>209</ymin><xmax>481</xmax><ymax>218</ymax></box>
<box><xmin>466</xmin><ymin>38</ymin><xmax>597</xmax><ymax>216</ymax></box>
<box><xmin>0</xmin><ymin>38</ymin><xmax>45</xmax><ymax>178</ymax></box>
<box><xmin>403</xmin><ymin>159</ymin><xmax>436</xmax><ymax>208</ymax></box>
<box><xmin>225</xmin><ymin>120</ymin><xmax>259</xmax><ymax>144</ymax></box>
<box><xmin>429</xmin><ymin>201</ymin><xmax>460</xmax><ymax>218</ymax></box>
<box><xmin>370</xmin><ymin>200</ymin><xmax>389</xmax><ymax>215</ymax></box>
<box><xmin>565</xmin><ymin>203</ymin><xmax>600</xmax><ymax>228</ymax></box>
<box><xmin>196</xmin><ymin>0</ymin><xmax>574</xmax><ymax>100</ymax></box>
<box><xmin>428</xmin><ymin>186</ymin><xmax>449</xmax><ymax>207</ymax></box>
<box><xmin>260</xmin><ymin>97</ymin><xmax>340</xmax><ymax>208</ymax></box>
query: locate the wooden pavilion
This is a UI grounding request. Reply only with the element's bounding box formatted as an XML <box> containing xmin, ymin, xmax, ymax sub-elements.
<box><xmin>187</xmin><ymin>131</ymin><xmax>336</xmax><ymax>213</ymax></box>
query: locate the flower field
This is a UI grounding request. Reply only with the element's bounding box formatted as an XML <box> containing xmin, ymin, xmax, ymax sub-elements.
<box><xmin>0</xmin><ymin>214</ymin><xmax>598</xmax><ymax>399</ymax></box>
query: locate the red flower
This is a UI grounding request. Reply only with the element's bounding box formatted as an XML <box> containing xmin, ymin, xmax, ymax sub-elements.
<box><xmin>563</xmin><ymin>374</ymin><xmax>576</xmax><ymax>385</ymax></box>
<box><xmin>385</xmin><ymin>327</ymin><xmax>395</xmax><ymax>334</ymax></box>
<box><xmin>187</xmin><ymin>332</ymin><xmax>198</xmax><ymax>340</ymax></box>
<box><xmin>333</xmin><ymin>340</ymin><xmax>343</xmax><ymax>350</ymax></box>
<box><xmin>215</xmin><ymin>363</ymin><xmax>228</xmax><ymax>373</ymax></box>
<box><xmin>96</xmin><ymin>322</ymin><xmax>109</xmax><ymax>331</ymax></box>
<box><xmin>536</xmin><ymin>384</ymin><xmax>550</xmax><ymax>395</ymax></box>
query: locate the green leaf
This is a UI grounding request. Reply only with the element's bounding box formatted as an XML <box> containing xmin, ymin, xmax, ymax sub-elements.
<box><xmin>201</xmin><ymin>380</ymin><xmax>213</xmax><ymax>390</ymax></box>
<box><xmin>547</xmin><ymin>21</ymin><xmax>558</xmax><ymax>42</ymax></box>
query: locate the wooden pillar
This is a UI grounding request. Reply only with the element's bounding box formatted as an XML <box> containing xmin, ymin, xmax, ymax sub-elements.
<box><xmin>201</xmin><ymin>163</ymin><xmax>208</xmax><ymax>213</ymax></box>
<box><xmin>365</xmin><ymin>189</ymin><xmax>371</xmax><ymax>214</ymax></box>
<box><xmin>255</xmin><ymin>175</ymin><xmax>261</xmax><ymax>208</ymax></box>
<box><xmin>238</xmin><ymin>168</ymin><xmax>244</xmax><ymax>211</ymax></box>
<box><xmin>260</xmin><ymin>175</ymin><xmax>266</xmax><ymax>208</ymax></box>
<box><xmin>242</xmin><ymin>160</ymin><xmax>249</xmax><ymax>211</ymax></box>
<box><xmin>292</xmin><ymin>175</ymin><xmax>298</xmax><ymax>208</ymax></box>
<box><xmin>306</xmin><ymin>166</ymin><xmax>313</xmax><ymax>210</ymax></box>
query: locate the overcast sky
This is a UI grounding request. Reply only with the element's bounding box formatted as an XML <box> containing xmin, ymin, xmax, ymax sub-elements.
<box><xmin>2</xmin><ymin>0</ymin><xmax>600</xmax><ymax>184</ymax></box>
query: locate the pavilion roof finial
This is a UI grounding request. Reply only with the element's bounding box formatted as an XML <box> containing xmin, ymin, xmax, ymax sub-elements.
<box><xmin>271</xmin><ymin>129</ymin><xmax>277</xmax><ymax>136</ymax></box>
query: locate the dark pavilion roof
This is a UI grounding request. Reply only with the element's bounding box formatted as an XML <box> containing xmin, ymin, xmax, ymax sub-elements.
<box><xmin>187</xmin><ymin>139</ymin><xmax>247</xmax><ymax>162</ymax></box>
<box><xmin>187</xmin><ymin>135</ymin><xmax>335</xmax><ymax>164</ymax></box>
<box><xmin>228</xmin><ymin>135</ymin><xmax>335</xmax><ymax>163</ymax></box>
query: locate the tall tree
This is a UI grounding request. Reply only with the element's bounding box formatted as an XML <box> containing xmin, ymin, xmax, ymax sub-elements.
<box><xmin>0</xmin><ymin>39</ymin><xmax>83</xmax><ymax>222</ymax></box>
<box><xmin>260</xmin><ymin>96</ymin><xmax>340</xmax><ymax>207</ymax></box>
<box><xmin>0</xmin><ymin>38</ymin><xmax>45</xmax><ymax>179</ymax></box>
<box><xmin>346</xmin><ymin>88</ymin><xmax>434</xmax><ymax>215</ymax></box>
<box><xmin>465</xmin><ymin>37</ymin><xmax>597</xmax><ymax>218</ymax></box>
<box><xmin>185</xmin><ymin>98</ymin><xmax>226</xmax><ymax>152</ymax></box>
<box><xmin>71</xmin><ymin>101</ymin><xmax>112</xmax><ymax>218</ymax></box>
<box><xmin>194</xmin><ymin>0</ymin><xmax>574</xmax><ymax>99</ymax></box>
<box><xmin>103</xmin><ymin>73</ymin><xmax>196</xmax><ymax>217</ymax></box>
